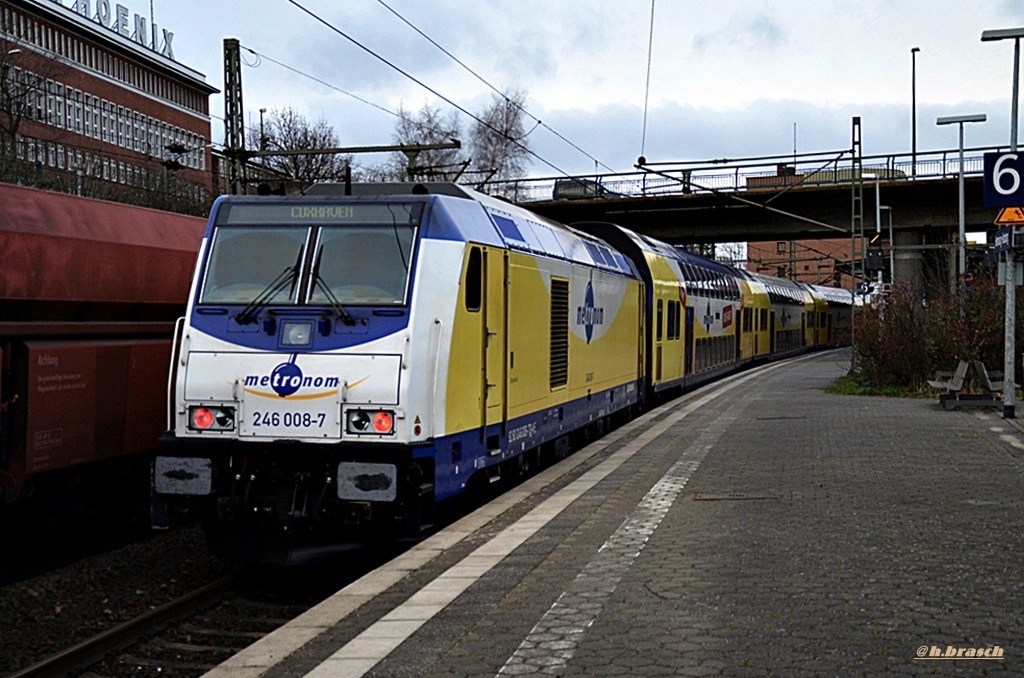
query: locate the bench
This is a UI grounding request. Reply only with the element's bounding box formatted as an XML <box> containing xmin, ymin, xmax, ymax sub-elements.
<box><xmin>927</xmin><ymin>360</ymin><xmax>995</xmax><ymax>410</ymax></box>
<box><xmin>973</xmin><ymin>360</ymin><xmax>1017</xmax><ymax>398</ymax></box>
<box><xmin>926</xmin><ymin>360</ymin><xmax>1018</xmax><ymax>410</ymax></box>
<box><xmin>927</xmin><ymin>360</ymin><xmax>969</xmax><ymax>393</ymax></box>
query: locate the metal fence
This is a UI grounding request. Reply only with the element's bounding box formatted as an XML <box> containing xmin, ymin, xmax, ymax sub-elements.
<box><xmin>488</xmin><ymin>146</ymin><xmax>1003</xmax><ymax>204</ymax></box>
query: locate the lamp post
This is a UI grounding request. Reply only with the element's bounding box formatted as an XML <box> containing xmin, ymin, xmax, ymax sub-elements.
<box><xmin>863</xmin><ymin>173</ymin><xmax>882</xmax><ymax>292</ymax></box>
<box><xmin>881</xmin><ymin>205</ymin><xmax>894</xmax><ymax>284</ymax></box>
<box><xmin>259</xmin><ymin>107</ymin><xmax>267</xmax><ymax>152</ymax></box>
<box><xmin>981</xmin><ymin>26</ymin><xmax>1024</xmax><ymax>419</ymax></box>
<box><xmin>912</xmin><ymin>47</ymin><xmax>920</xmax><ymax>179</ymax></box>
<box><xmin>936</xmin><ymin>114</ymin><xmax>986</xmax><ymax>282</ymax></box>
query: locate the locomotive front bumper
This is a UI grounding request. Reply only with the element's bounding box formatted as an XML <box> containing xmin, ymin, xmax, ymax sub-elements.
<box><xmin>155</xmin><ymin>433</ymin><xmax>405</xmax><ymax>503</ymax></box>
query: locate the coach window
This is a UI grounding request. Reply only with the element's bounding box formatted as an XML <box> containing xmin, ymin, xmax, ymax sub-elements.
<box><xmin>465</xmin><ymin>246</ymin><xmax>482</xmax><ymax>311</ymax></box>
<box><xmin>656</xmin><ymin>299</ymin><xmax>664</xmax><ymax>341</ymax></box>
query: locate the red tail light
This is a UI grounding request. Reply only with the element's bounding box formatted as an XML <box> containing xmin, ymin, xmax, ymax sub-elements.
<box><xmin>192</xmin><ymin>407</ymin><xmax>214</xmax><ymax>429</ymax></box>
<box><xmin>372</xmin><ymin>411</ymin><xmax>394</xmax><ymax>433</ymax></box>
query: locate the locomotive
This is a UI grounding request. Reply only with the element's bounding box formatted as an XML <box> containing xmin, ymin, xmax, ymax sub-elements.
<box><xmin>151</xmin><ymin>183</ymin><xmax>850</xmax><ymax>558</ymax></box>
<box><xmin>0</xmin><ymin>183</ymin><xmax>204</xmax><ymax>506</ymax></box>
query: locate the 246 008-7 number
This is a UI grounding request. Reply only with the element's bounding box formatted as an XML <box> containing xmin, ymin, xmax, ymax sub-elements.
<box><xmin>251</xmin><ymin>411</ymin><xmax>327</xmax><ymax>428</ymax></box>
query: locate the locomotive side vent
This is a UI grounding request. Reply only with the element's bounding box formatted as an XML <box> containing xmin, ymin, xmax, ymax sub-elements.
<box><xmin>550</xmin><ymin>278</ymin><xmax>569</xmax><ymax>389</ymax></box>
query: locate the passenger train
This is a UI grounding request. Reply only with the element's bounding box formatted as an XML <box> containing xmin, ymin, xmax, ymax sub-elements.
<box><xmin>152</xmin><ymin>183</ymin><xmax>850</xmax><ymax>558</ymax></box>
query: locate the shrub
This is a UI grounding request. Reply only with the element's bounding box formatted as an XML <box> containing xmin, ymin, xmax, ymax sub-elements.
<box><xmin>853</xmin><ymin>274</ymin><xmax>1023</xmax><ymax>391</ymax></box>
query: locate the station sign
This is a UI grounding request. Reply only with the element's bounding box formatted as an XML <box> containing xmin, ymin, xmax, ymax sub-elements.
<box><xmin>985</xmin><ymin>152</ymin><xmax>1024</xmax><ymax>208</ymax></box>
<box><xmin>993</xmin><ymin>225</ymin><xmax>1024</xmax><ymax>253</ymax></box>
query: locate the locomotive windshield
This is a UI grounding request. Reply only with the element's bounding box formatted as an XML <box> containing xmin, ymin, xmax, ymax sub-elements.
<box><xmin>198</xmin><ymin>201</ymin><xmax>421</xmax><ymax>307</ymax></box>
<box><xmin>200</xmin><ymin>227</ymin><xmax>307</xmax><ymax>304</ymax></box>
<box><xmin>309</xmin><ymin>226</ymin><xmax>413</xmax><ymax>306</ymax></box>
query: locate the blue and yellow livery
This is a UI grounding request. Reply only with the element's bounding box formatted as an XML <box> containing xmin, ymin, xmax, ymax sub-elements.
<box><xmin>152</xmin><ymin>183</ymin><xmax>851</xmax><ymax>559</ymax></box>
<box><xmin>153</xmin><ymin>184</ymin><xmax>642</xmax><ymax>555</ymax></box>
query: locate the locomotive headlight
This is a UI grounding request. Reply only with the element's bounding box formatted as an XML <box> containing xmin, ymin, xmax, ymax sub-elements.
<box><xmin>346</xmin><ymin>409</ymin><xmax>395</xmax><ymax>435</ymax></box>
<box><xmin>189</xmin><ymin>405</ymin><xmax>236</xmax><ymax>432</ymax></box>
<box><xmin>281</xmin><ymin>321</ymin><xmax>313</xmax><ymax>347</ymax></box>
<box><xmin>347</xmin><ymin>410</ymin><xmax>371</xmax><ymax>433</ymax></box>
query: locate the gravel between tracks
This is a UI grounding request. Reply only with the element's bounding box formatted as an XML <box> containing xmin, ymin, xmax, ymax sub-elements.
<box><xmin>0</xmin><ymin>526</ymin><xmax>233</xmax><ymax>674</ymax></box>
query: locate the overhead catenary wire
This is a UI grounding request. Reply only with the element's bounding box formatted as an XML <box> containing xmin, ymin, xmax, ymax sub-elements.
<box><xmin>640</xmin><ymin>0</ymin><xmax>656</xmax><ymax>159</ymax></box>
<box><xmin>239</xmin><ymin>45</ymin><xmax>406</xmax><ymax>127</ymax></box>
<box><xmin>373</xmin><ymin>0</ymin><xmax>614</xmax><ymax>173</ymax></box>
<box><xmin>284</xmin><ymin>0</ymin><xmax>575</xmax><ymax>179</ymax></box>
<box><xmin>238</xmin><ymin>44</ymin><xmax>468</xmax><ymax>150</ymax></box>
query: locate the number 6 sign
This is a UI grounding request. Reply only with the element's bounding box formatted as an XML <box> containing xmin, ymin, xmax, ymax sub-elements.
<box><xmin>984</xmin><ymin>151</ymin><xmax>1024</xmax><ymax>208</ymax></box>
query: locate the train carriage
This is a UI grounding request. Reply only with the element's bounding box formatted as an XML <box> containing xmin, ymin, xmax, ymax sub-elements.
<box><xmin>153</xmin><ymin>184</ymin><xmax>643</xmax><ymax>552</ymax></box>
<box><xmin>742</xmin><ymin>270</ymin><xmax>809</xmax><ymax>357</ymax></box>
<box><xmin>802</xmin><ymin>286</ymin><xmax>826</xmax><ymax>348</ymax></box>
<box><xmin>674</xmin><ymin>249</ymin><xmax>743</xmax><ymax>381</ymax></box>
<box><xmin>732</xmin><ymin>273</ymin><xmax>770</xmax><ymax>362</ymax></box>
<box><xmin>804</xmin><ymin>283</ymin><xmax>854</xmax><ymax>347</ymax></box>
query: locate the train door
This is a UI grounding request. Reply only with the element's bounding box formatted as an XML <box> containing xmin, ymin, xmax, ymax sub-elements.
<box><xmin>482</xmin><ymin>247</ymin><xmax>507</xmax><ymax>448</ymax></box>
<box><xmin>685</xmin><ymin>306</ymin><xmax>695</xmax><ymax>375</ymax></box>
<box><xmin>735</xmin><ymin>307</ymin><xmax>743</xmax><ymax>362</ymax></box>
<box><xmin>769</xmin><ymin>312</ymin><xmax>777</xmax><ymax>354</ymax></box>
<box><xmin>655</xmin><ymin>298</ymin><xmax>664</xmax><ymax>381</ymax></box>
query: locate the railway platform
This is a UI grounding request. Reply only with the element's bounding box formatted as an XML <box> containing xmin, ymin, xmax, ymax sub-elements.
<box><xmin>206</xmin><ymin>348</ymin><xmax>1024</xmax><ymax>676</ymax></box>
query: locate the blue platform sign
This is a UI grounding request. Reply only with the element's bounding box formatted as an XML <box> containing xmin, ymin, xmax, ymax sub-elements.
<box><xmin>994</xmin><ymin>226</ymin><xmax>1016</xmax><ymax>254</ymax></box>
<box><xmin>984</xmin><ymin>151</ymin><xmax>1024</xmax><ymax>208</ymax></box>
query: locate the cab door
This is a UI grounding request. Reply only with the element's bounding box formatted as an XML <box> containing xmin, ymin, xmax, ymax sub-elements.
<box><xmin>482</xmin><ymin>247</ymin><xmax>507</xmax><ymax>448</ymax></box>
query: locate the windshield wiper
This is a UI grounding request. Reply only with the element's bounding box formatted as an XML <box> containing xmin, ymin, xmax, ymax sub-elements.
<box><xmin>312</xmin><ymin>270</ymin><xmax>356</xmax><ymax>326</ymax></box>
<box><xmin>234</xmin><ymin>265</ymin><xmax>298</xmax><ymax>325</ymax></box>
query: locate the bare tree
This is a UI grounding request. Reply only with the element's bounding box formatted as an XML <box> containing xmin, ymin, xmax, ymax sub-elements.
<box><xmin>0</xmin><ymin>31</ymin><xmax>72</xmax><ymax>182</ymax></box>
<box><xmin>368</xmin><ymin>91</ymin><xmax>533</xmax><ymax>185</ymax></box>
<box><xmin>468</xmin><ymin>88</ymin><xmax>531</xmax><ymax>185</ymax></box>
<box><xmin>385</xmin><ymin>102</ymin><xmax>466</xmax><ymax>181</ymax></box>
<box><xmin>247</xmin><ymin>106</ymin><xmax>353</xmax><ymax>186</ymax></box>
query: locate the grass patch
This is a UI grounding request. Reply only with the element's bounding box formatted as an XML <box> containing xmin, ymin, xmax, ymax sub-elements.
<box><xmin>826</xmin><ymin>375</ymin><xmax>910</xmax><ymax>397</ymax></box>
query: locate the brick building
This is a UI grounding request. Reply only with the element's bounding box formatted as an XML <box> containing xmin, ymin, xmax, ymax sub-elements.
<box><xmin>746</xmin><ymin>238</ymin><xmax>854</xmax><ymax>289</ymax></box>
<box><xmin>0</xmin><ymin>0</ymin><xmax>217</xmax><ymax>211</ymax></box>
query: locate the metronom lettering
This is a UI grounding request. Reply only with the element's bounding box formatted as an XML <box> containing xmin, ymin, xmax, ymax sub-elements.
<box><xmin>245</xmin><ymin>374</ymin><xmax>340</xmax><ymax>389</ymax></box>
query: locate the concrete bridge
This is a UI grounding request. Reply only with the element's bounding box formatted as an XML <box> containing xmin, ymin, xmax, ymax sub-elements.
<box><xmin>506</xmin><ymin>147</ymin><xmax>999</xmax><ymax>246</ymax></box>
<box><xmin>497</xmin><ymin>146</ymin><xmax>1006</xmax><ymax>289</ymax></box>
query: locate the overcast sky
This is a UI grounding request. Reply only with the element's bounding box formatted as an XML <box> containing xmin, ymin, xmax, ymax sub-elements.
<box><xmin>146</xmin><ymin>0</ymin><xmax>1024</xmax><ymax>177</ymax></box>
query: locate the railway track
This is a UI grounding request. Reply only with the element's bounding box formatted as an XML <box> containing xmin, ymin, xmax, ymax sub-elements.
<box><xmin>8</xmin><ymin>576</ymin><xmax>239</xmax><ymax>677</ymax></box>
<box><xmin>7</xmin><ymin>539</ymin><xmax>409</xmax><ymax>678</ymax></box>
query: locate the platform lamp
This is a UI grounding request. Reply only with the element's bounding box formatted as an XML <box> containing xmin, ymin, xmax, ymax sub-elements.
<box><xmin>862</xmin><ymin>173</ymin><xmax>882</xmax><ymax>292</ymax></box>
<box><xmin>981</xmin><ymin>26</ymin><xmax>1024</xmax><ymax>419</ymax></box>
<box><xmin>936</xmin><ymin>114</ymin><xmax>986</xmax><ymax>282</ymax></box>
<box><xmin>259</xmin><ymin>107</ymin><xmax>267</xmax><ymax>152</ymax></box>
<box><xmin>912</xmin><ymin>47</ymin><xmax>920</xmax><ymax>179</ymax></box>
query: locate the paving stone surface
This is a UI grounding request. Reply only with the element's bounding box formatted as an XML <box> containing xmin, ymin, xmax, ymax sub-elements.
<box><xmin>265</xmin><ymin>350</ymin><xmax>1024</xmax><ymax>676</ymax></box>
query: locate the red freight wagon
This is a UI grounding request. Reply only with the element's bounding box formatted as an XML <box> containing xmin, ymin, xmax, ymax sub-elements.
<box><xmin>0</xmin><ymin>183</ymin><xmax>204</xmax><ymax>503</ymax></box>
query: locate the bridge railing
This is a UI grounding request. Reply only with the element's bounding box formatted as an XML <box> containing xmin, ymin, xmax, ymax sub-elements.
<box><xmin>487</xmin><ymin>146</ymin><xmax>1006</xmax><ymax>204</ymax></box>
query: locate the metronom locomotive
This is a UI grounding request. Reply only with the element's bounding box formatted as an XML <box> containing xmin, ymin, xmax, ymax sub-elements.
<box><xmin>152</xmin><ymin>183</ymin><xmax>850</xmax><ymax>560</ymax></box>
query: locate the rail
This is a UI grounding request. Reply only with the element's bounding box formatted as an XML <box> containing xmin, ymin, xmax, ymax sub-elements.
<box><xmin>483</xmin><ymin>146</ymin><xmax>1004</xmax><ymax>204</ymax></box>
<box><xmin>7</xmin><ymin>575</ymin><xmax>238</xmax><ymax>678</ymax></box>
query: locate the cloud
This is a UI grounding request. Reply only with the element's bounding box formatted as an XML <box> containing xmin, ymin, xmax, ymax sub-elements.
<box><xmin>692</xmin><ymin>13</ymin><xmax>786</xmax><ymax>54</ymax></box>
